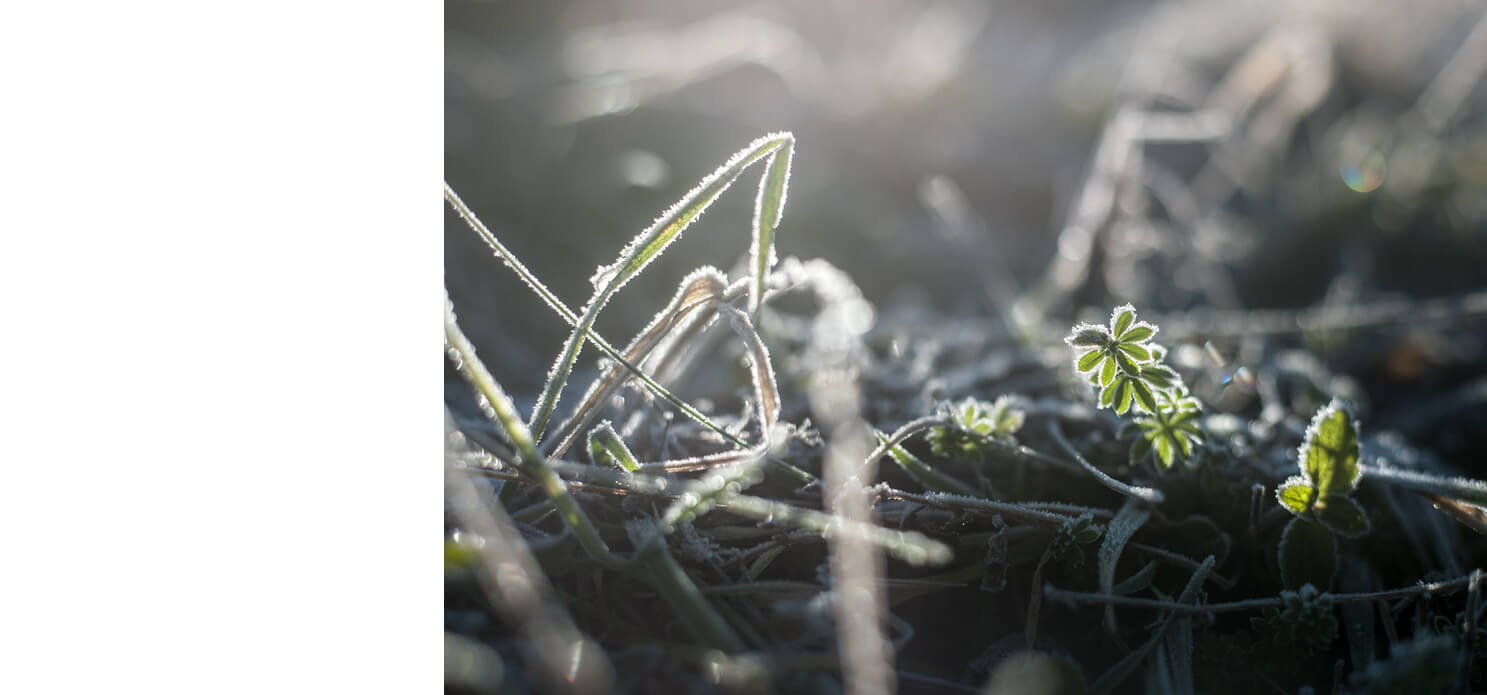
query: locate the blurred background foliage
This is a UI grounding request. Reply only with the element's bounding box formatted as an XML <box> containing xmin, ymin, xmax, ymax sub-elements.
<box><xmin>446</xmin><ymin>0</ymin><xmax>1487</xmax><ymax>442</ymax></box>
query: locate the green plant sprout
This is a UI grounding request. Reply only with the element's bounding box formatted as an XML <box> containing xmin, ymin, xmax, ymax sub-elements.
<box><xmin>1067</xmin><ymin>304</ymin><xmax>1205</xmax><ymax>469</ymax></box>
<box><xmin>1067</xmin><ymin>304</ymin><xmax>1164</xmax><ymax>414</ymax></box>
<box><xmin>1120</xmin><ymin>388</ymin><xmax>1204</xmax><ymax>469</ymax></box>
<box><xmin>1276</xmin><ymin>399</ymin><xmax>1370</xmax><ymax>537</ymax></box>
<box><xmin>1273</xmin><ymin>400</ymin><xmax>1369</xmax><ymax>590</ymax></box>
<box><xmin>926</xmin><ymin>395</ymin><xmax>1025</xmax><ymax>461</ymax></box>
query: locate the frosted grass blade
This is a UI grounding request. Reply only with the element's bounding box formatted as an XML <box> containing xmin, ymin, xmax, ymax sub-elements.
<box><xmin>527</xmin><ymin>133</ymin><xmax>795</xmax><ymax>442</ymax></box>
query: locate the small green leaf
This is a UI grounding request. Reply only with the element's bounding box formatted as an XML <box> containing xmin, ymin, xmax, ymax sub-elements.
<box><xmin>1099</xmin><ymin>380</ymin><xmax>1119</xmax><ymax>408</ymax></box>
<box><xmin>1100</xmin><ymin>357</ymin><xmax>1117</xmax><ymax>386</ymax></box>
<box><xmin>1154</xmin><ymin>434</ymin><xmax>1174</xmax><ymax>468</ymax></box>
<box><xmin>1140</xmin><ymin>364</ymin><xmax>1177</xmax><ymax>389</ymax></box>
<box><xmin>1117</xmin><ymin>342</ymin><xmax>1151</xmax><ymax>362</ymax></box>
<box><xmin>1279</xmin><ymin>517</ymin><xmax>1337</xmax><ymax>591</ymax></box>
<box><xmin>1131</xmin><ymin>380</ymin><xmax>1157</xmax><ymax>414</ymax></box>
<box><xmin>1112</xmin><ymin>305</ymin><xmax>1136</xmax><ymax>337</ymax></box>
<box><xmin>1076</xmin><ymin>349</ymin><xmax>1102</xmax><ymax>373</ymax></box>
<box><xmin>1115</xmin><ymin>350</ymin><xmax>1141</xmax><ymax>377</ymax></box>
<box><xmin>1068</xmin><ymin>326</ymin><xmax>1110</xmax><ymax>347</ymax></box>
<box><xmin>1276</xmin><ymin>477</ymin><xmax>1318</xmax><ymax>516</ymax></box>
<box><xmin>1112</xmin><ymin>379</ymin><xmax>1134</xmax><ymax>414</ymax></box>
<box><xmin>1118</xmin><ymin>323</ymin><xmax>1156</xmax><ymax>343</ymax></box>
<box><xmin>1314</xmin><ymin>494</ymin><xmax>1371</xmax><ymax>537</ymax></box>
<box><xmin>1299</xmin><ymin>400</ymin><xmax>1361</xmax><ymax>496</ymax></box>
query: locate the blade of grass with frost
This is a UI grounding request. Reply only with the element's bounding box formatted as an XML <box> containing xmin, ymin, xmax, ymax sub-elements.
<box><xmin>639</xmin><ymin>276</ymin><xmax>747</xmax><ymax>385</ymax></box>
<box><xmin>445</xmin><ymin>183</ymin><xmax>815</xmax><ymax>483</ymax></box>
<box><xmin>587</xmin><ymin>420</ymin><xmax>639</xmax><ymax>472</ymax></box>
<box><xmin>750</xmin><ymin>141</ymin><xmax>792</xmax><ymax>314</ymax></box>
<box><xmin>1098</xmin><ymin>501</ymin><xmax>1151</xmax><ymax>634</ymax></box>
<box><xmin>878</xmin><ymin>431</ymin><xmax>979</xmax><ymax>496</ymax></box>
<box><xmin>527</xmin><ymin>132</ymin><xmax>795</xmax><ymax>442</ymax></box>
<box><xmin>720</xmin><ymin>494</ymin><xmax>953</xmax><ymax>567</ymax></box>
<box><xmin>856</xmin><ymin>415</ymin><xmax>946</xmax><ymax>479</ymax></box>
<box><xmin>1112</xmin><ymin>560</ymin><xmax>1160</xmax><ymax>596</ymax></box>
<box><xmin>718</xmin><ymin>304</ymin><xmax>780</xmax><ymax>435</ymax></box>
<box><xmin>659</xmin><ymin>458</ymin><xmax>769</xmax><ymax>534</ymax></box>
<box><xmin>1360</xmin><ymin>463</ymin><xmax>1487</xmax><ymax>507</ymax></box>
<box><xmin>887</xmin><ymin>489</ymin><xmax>1087</xmax><ymax>527</ymax></box>
<box><xmin>625</xmin><ymin>519</ymin><xmax>746</xmax><ymax>653</ymax></box>
<box><xmin>445</xmin><ymin>295</ymin><xmax>626</xmax><ymax>570</ymax></box>
<box><xmin>547</xmin><ymin>267</ymin><xmax>727</xmax><ymax>458</ymax></box>
<box><xmin>1048</xmin><ymin>419</ymin><xmax>1165</xmax><ymax>504</ymax></box>
<box><xmin>1088</xmin><ymin>556</ymin><xmax>1214</xmax><ymax>695</ymax></box>
<box><xmin>506</xmin><ymin>455</ymin><xmax>950</xmax><ymax>566</ymax></box>
<box><xmin>634</xmin><ymin>448</ymin><xmax>763</xmax><ymax>474</ymax></box>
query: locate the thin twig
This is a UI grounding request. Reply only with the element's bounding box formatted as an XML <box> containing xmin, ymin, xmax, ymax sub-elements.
<box><xmin>1046</xmin><ymin>571</ymin><xmax>1481</xmax><ymax>615</ymax></box>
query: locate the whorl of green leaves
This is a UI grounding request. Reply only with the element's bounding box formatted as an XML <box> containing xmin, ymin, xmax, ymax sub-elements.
<box><xmin>1048</xmin><ymin>513</ymin><xmax>1104</xmax><ymax>570</ymax></box>
<box><xmin>1067</xmin><ymin>304</ymin><xmax>1207</xmax><ymax>469</ymax></box>
<box><xmin>1275</xmin><ymin>400</ymin><xmax>1370</xmax><ymax>537</ymax></box>
<box><xmin>1067</xmin><ymin>305</ymin><xmax>1163</xmax><ymax>415</ymax></box>
<box><xmin>1121</xmin><ymin>389</ymin><xmax>1204</xmax><ymax>470</ymax></box>
<box><xmin>926</xmin><ymin>395</ymin><xmax>1025</xmax><ymax>462</ymax></box>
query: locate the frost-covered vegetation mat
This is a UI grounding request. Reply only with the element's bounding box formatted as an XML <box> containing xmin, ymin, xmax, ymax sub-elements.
<box><xmin>444</xmin><ymin>24</ymin><xmax>1487</xmax><ymax>694</ymax></box>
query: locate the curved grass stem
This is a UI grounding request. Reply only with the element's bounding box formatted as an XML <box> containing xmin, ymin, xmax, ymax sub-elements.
<box><xmin>1047</xmin><ymin>419</ymin><xmax>1165</xmax><ymax>504</ymax></box>
<box><xmin>444</xmin><ymin>181</ymin><xmax>816</xmax><ymax>485</ymax></box>
<box><xmin>445</xmin><ymin>295</ymin><xmax>628</xmax><ymax>571</ymax></box>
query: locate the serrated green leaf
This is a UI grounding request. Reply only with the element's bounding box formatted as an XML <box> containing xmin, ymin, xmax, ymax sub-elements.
<box><xmin>1300</xmin><ymin>401</ymin><xmax>1361</xmax><ymax>496</ymax></box>
<box><xmin>1075</xmin><ymin>349</ymin><xmax>1102</xmax><ymax>373</ymax></box>
<box><xmin>1117</xmin><ymin>342</ymin><xmax>1152</xmax><ymax>362</ymax></box>
<box><xmin>1099</xmin><ymin>380</ymin><xmax>1118</xmax><ymax>408</ymax></box>
<box><xmin>1279</xmin><ymin>517</ymin><xmax>1337</xmax><ymax>591</ymax></box>
<box><xmin>1314</xmin><ymin>494</ymin><xmax>1370</xmax><ymax>537</ymax></box>
<box><xmin>1115</xmin><ymin>350</ymin><xmax>1141</xmax><ymax>377</ymax></box>
<box><xmin>1068</xmin><ymin>326</ymin><xmax>1110</xmax><ymax>347</ymax></box>
<box><xmin>1131</xmin><ymin>380</ymin><xmax>1157</xmax><ymax>413</ymax></box>
<box><xmin>1100</xmin><ymin>357</ymin><xmax>1117</xmax><ymax>386</ymax></box>
<box><xmin>1154</xmin><ymin>434</ymin><xmax>1174</xmax><ymax>468</ymax></box>
<box><xmin>1141</xmin><ymin>368</ymin><xmax>1172</xmax><ymax>389</ymax></box>
<box><xmin>1113</xmin><ymin>379</ymin><xmax>1134</xmax><ymax>415</ymax></box>
<box><xmin>1276</xmin><ymin>477</ymin><xmax>1317</xmax><ymax>516</ymax></box>
<box><xmin>1144</xmin><ymin>363</ymin><xmax>1177</xmax><ymax>380</ymax></box>
<box><xmin>1112</xmin><ymin>306</ymin><xmax>1136</xmax><ymax>337</ymax></box>
<box><xmin>1173</xmin><ymin>431</ymin><xmax>1194</xmax><ymax>457</ymax></box>
<box><xmin>1118</xmin><ymin>323</ymin><xmax>1156</xmax><ymax>343</ymax></box>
